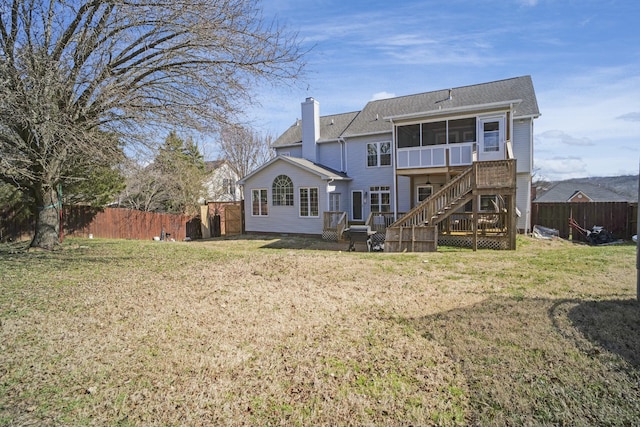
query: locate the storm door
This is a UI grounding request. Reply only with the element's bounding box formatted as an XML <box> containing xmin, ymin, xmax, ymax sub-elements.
<box><xmin>478</xmin><ymin>116</ymin><xmax>505</xmax><ymax>161</ymax></box>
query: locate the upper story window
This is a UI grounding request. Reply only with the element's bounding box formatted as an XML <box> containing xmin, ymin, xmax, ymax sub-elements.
<box><xmin>367</xmin><ymin>142</ymin><xmax>391</xmax><ymax>167</ymax></box>
<box><xmin>397</xmin><ymin>118</ymin><xmax>477</xmax><ymax>148</ymax></box>
<box><xmin>222</xmin><ymin>178</ymin><xmax>236</xmax><ymax>196</ymax></box>
<box><xmin>272</xmin><ymin>174</ymin><xmax>293</xmax><ymax>206</ymax></box>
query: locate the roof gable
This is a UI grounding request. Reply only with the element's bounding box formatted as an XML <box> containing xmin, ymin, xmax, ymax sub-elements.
<box><xmin>273</xmin><ymin>111</ymin><xmax>359</xmax><ymax>147</ymax></box>
<box><xmin>237</xmin><ymin>155</ymin><xmax>350</xmax><ymax>184</ymax></box>
<box><xmin>535</xmin><ymin>181</ymin><xmax>631</xmax><ymax>203</ymax></box>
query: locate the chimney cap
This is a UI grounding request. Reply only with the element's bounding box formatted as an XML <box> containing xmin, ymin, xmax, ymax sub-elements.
<box><xmin>305</xmin><ymin>97</ymin><xmax>315</xmax><ymax>102</ymax></box>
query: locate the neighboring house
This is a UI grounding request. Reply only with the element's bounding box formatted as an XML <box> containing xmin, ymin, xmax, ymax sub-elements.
<box><xmin>532</xmin><ymin>177</ymin><xmax>638</xmax><ymax>241</ymax></box>
<box><xmin>238</xmin><ymin>76</ymin><xmax>540</xmax><ymax>250</ymax></box>
<box><xmin>202</xmin><ymin>160</ymin><xmax>241</xmax><ymax>203</ymax></box>
<box><xmin>198</xmin><ymin>160</ymin><xmax>243</xmax><ymax>238</ymax></box>
<box><xmin>534</xmin><ymin>179</ymin><xmax>636</xmax><ymax>203</ymax></box>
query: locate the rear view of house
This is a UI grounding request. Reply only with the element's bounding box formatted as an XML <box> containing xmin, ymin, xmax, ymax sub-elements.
<box><xmin>238</xmin><ymin>76</ymin><xmax>540</xmax><ymax>251</ymax></box>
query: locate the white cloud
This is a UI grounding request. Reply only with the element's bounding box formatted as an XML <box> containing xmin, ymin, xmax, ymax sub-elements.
<box><xmin>537</xmin><ymin>130</ymin><xmax>594</xmax><ymax>146</ymax></box>
<box><xmin>371</xmin><ymin>91</ymin><xmax>395</xmax><ymax>101</ymax></box>
<box><xmin>535</xmin><ymin>157</ymin><xmax>588</xmax><ymax>180</ymax></box>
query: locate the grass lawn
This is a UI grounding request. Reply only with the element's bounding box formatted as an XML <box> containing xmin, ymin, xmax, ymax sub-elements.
<box><xmin>1</xmin><ymin>235</ymin><xmax>639</xmax><ymax>426</ymax></box>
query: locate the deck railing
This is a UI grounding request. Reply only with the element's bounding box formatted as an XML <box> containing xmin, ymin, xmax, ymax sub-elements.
<box><xmin>390</xmin><ymin>159</ymin><xmax>516</xmax><ymax>229</ymax></box>
<box><xmin>323</xmin><ymin>211</ymin><xmax>348</xmax><ymax>240</ymax></box>
<box><xmin>365</xmin><ymin>212</ymin><xmax>395</xmax><ymax>234</ymax></box>
<box><xmin>474</xmin><ymin>159</ymin><xmax>516</xmax><ymax>190</ymax></box>
<box><xmin>437</xmin><ymin>212</ymin><xmax>508</xmax><ymax>235</ymax></box>
<box><xmin>390</xmin><ymin>166</ymin><xmax>474</xmax><ymax>228</ymax></box>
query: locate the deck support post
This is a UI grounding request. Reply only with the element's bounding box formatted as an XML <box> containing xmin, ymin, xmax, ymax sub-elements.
<box><xmin>472</xmin><ymin>192</ymin><xmax>478</xmax><ymax>251</ymax></box>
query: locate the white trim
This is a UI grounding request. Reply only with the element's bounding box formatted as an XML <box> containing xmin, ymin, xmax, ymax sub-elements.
<box><xmin>251</xmin><ymin>188</ymin><xmax>269</xmax><ymax>217</ymax></box>
<box><xmin>384</xmin><ymin>100</ymin><xmax>523</xmax><ymax>122</ymax></box>
<box><xmin>299</xmin><ymin>187</ymin><xmax>320</xmax><ymax>218</ymax></box>
<box><xmin>351</xmin><ymin>190</ymin><xmax>363</xmax><ymax>221</ymax></box>
<box><xmin>366</xmin><ymin>141</ymin><xmax>392</xmax><ymax>168</ymax></box>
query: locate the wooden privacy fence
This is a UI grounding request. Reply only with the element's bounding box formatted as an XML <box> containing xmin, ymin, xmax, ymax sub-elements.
<box><xmin>531</xmin><ymin>202</ymin><xmax>637</xmax><ymax>242</ymax></box>
<box><xmin>1</xmin><ymin>206</ymin><xmax>200</xmax><ymax>242</ymax></box>
<box><xmin>64</xmin><ymin>207</ymin><xmax>199</xmax><ymax>241</ymax></box>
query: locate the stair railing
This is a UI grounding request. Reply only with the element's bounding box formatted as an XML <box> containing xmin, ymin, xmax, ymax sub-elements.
<box><xmin>390</xmin><ymin>166</ymin><xmax>474</xmax><ymax>228</ymax></box>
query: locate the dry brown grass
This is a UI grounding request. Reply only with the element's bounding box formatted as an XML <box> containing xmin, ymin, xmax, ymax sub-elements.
<box><xmin>1</xmin><ymin>235</ymin><xmax>639</xmax><ymax>426</ymax></box>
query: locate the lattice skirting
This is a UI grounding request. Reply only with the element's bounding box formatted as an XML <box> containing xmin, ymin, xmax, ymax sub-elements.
<box><xmin>439</xmin><ymin>234</ymin><xmax>511</xmax><ymax>250</ymax></box>
<box><xmin>322</xmin><ymin>230</ymin><xmax>339</xmax><ymax>241</ymax></box>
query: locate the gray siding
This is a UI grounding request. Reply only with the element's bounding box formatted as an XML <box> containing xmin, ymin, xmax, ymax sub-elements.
<box><xmin>243</xmin><ymin>160</ymin><xmax>328</xmax><ymax>235</ymax></box>
<box><xmin>317</xmin><ymin>140</ymin><xmax>343</xmax><ymax>172</ymax></box>
<box><xmin>513</xmin><ymin>119</ymin><xmax>533</xmax><ymax>174</ymax></box>
<box><xmin>275</xmin><ymin>146</ymin><xmax>302</xmax><ymax>158</ymax></box>
<box><xmin>516</xmin><ymin>173</ymin><xmax>532</xmax><ymax>233</ymax></box>
<box><xmin>345</xmin><ymin>135</ymin><xmax>395</xmax><ymax>220</ymax></box>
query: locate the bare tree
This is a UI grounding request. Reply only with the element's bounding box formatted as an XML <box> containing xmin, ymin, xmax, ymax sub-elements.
<box><xmin>217</xmin><ymin>124</ymin><xmax>276</xmax><ymax>186</ymax></box>
<box><xmin>120</xmin><ymin>132</ymin><xmax>206</xmax><ymax>215</ymax></box>
<box><xmin>0</xmin><ymin>0</ymin><xmax>304</xmax><ymax>249</ymax></box>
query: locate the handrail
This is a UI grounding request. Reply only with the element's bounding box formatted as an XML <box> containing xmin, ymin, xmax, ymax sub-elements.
<box><xmin>336</xmin><ymin>211</ymin><xmax>347</xmax><ymax>238</ymax></box>
<box><xmin>366</xmin><ymin>212</ymin><xmax>395</xmax><ymax>234</ymax></box>
<box><xmin>390</xmin><ymin>166</ymin><xmax>474</xmax><ymax>228</ymax></box>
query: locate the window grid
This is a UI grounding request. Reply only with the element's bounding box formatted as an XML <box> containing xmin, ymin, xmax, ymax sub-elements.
<box><xmin>251</xmin><ymin>189</ymin><xmax>268</xmax><ymax>216</ymax></box>
<box><xmin>299</xmin><ymin>187</ymin><xmax>319</xmax><ymax>217</ymax></box>
<box><xmin>367</xmin><ymin>142</ymin><xmax>392</xmax><ymax>167</ymax></box>
<box><xmin>370</xmin><ymin>186</ymin><xmax>391</xmax><ymax>213</ymax></box>
<box><xmin>272</xmin><ymin>175</ymin><xmax>294</xmax><ymax>206</ymax></box>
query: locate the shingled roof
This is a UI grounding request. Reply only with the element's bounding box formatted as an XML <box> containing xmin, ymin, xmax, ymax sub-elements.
<box><xmin>272</xmin><ymin>76</ymin><xmax>539</xmax><ymax>147</ymax></box>
<box><xmin>534</xmin><ymin>181</ymin><xmax>632</xmax><ymax>203</ymax></box>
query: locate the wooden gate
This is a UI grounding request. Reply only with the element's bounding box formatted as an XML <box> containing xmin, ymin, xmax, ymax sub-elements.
<box><xmin>224</xmin><ymin>204</ymin><xmax>243</xmax><ymax>236</ymax></box>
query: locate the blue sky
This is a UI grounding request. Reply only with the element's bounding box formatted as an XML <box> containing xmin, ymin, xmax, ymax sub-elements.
<box><xmin>240</xmin><ymin>0</ymin><xmax>640</xmax><ymax>181</ymax></box>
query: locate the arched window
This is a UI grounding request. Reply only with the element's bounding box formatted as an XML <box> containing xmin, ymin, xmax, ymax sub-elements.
<box><xmin>272</xmin><ymin>175</ymin><xmax>294</xmax><ymax>206</ymax></box>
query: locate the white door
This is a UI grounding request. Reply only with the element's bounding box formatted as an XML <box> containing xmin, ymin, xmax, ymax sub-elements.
<box><xmin>478</xmin><ymin>116</ymin><xmax>505</xmax><ymax>161</ymax></box>
<box><xmin>329</xmin><ymin>193</ymin><xmax>340</xmax><ymax>211</ymax></box>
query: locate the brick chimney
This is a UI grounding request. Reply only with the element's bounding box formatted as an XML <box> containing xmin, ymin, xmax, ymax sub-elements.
<box><xmin>301</xmin><ymin>97</ymin><xmax>320</xmax><ymax>162</ymax></box>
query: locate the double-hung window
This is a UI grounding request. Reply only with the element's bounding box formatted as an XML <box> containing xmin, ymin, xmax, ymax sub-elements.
<box><xmin>299</xmin><ymin>187</ymin><xmax>319</xmax><ymax>217</ymax></box>
<box><xmin>367</xmin><ymin>142</ymin><xmax>391</xmax><ymax>167</ymax></box>
<box><xmin>223</xmin><ymin>178</ymin><xmax>236</xmax><ymax>196</ymax></box>
<box><xmin>370</xmin><ymin>186</ymin><xmax>391</xmax><ymax>213</ymax></box>
<box><xmin>251</xmin><ymin>189</ymin><xmax>268</xmax><ymax>216</ymax></box>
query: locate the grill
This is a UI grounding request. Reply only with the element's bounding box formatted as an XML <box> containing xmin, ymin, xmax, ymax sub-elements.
<box><xmin>343</xmin><ymin>225</ymin><xmax>377</xmax><ymax>252</ymax></box>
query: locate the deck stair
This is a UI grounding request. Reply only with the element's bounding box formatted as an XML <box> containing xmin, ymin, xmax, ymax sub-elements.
<box><xmin>389</xmin><ymin>165</ymin><xmax>474</xmax><ymax>229</ymax></box>
<box><xmin>385</xmin><ymin>159</ymin><xmax>517</xmax><ymax>252</ymax></box>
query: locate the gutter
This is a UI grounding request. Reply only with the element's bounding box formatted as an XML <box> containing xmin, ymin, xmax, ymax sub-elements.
<box><xmin>385</xmin><ymin>99</ymin><xmax>524</xmax><ymax>122</ymax></box>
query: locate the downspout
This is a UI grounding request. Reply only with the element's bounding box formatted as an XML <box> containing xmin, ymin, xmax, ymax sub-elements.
<box><xmin>326</xmin><ymin>178</ymin><xmax>335</xmax><ymax>211</ymax></box>
<box><xmin>390</xmin><ymin>119</ymin><xmax>398</xmax><ymax>221</ymax></box>
<box><xmin>338</xmin><ymin>137</ymin><xmax>346</xmax><ymax>172</ymax></box>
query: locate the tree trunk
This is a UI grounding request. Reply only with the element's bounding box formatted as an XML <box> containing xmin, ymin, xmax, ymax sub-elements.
<box><xmin>31</xmin><ymin>185</ymin><xmax>62</xmax><ymax>250</ymax></box>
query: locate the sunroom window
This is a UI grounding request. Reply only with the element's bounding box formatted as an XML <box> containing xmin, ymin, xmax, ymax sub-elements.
<box><xmin>252</xmin><ymin>189</ymin><xmax>268</xmax><ymax>216</ymax></box>
<box><xmin>272</xmin><ymin>175</ymin><xmax>294</xmax><ymax>206</ymax></box>
<box><xmin>299</xmin><ymin>187</ymin><xmax>319</xmax><ymax>217</ymax></box>
<box><xmin>397</xmin><ymin>124</ymin><xmax>420</xmax><ymax>148</ymax></box>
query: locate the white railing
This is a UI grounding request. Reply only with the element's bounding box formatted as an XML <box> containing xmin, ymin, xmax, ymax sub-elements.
<box><xmin>397</xmin><ymin>142</ymin><xmax>474</xmax><ymax>169</ymax></box>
